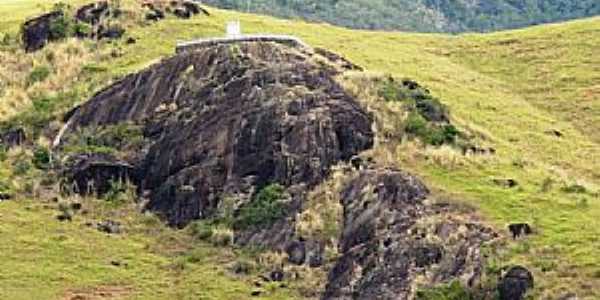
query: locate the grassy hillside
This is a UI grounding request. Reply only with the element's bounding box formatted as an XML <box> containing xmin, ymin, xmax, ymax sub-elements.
<box><xmin>203</xmin><ymin>0</ymin><xmax>600</xmax><ymax>33</ymax></box>
<box><xmin>1</xmin><ymin>1</ymin><xmax>599</xmax><ymax>299</ymax></box>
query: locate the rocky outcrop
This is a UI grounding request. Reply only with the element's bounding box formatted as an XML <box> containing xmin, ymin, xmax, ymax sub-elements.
<box><xmin>323</xmin><ymin>168</ymin><xmax>498</xmax><ymax>299</ymax></box>
<box><xmin>61</xmin><ymin>42</ymin><xmax>374</xmax><ymax>227</ymax></box>
<box><xmin>22</xmin><ymin>11</ymin><xmax>64</xmax><ymax>52</ymax></box>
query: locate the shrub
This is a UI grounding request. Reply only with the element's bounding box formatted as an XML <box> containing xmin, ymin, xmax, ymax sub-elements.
<box><xmin>188</xmin><ymin>221</ymin><xmax>214</xmax><ymax>241</ymax></box>
<box><xmin>210</xmin><ymin>228</ymin><xmax>234</xmax><ymax>247</ymax></box>
<box><xmin>405</xmin><ymin>112</ymin><xmax>459</xmax><ymax>146</ymax></box>
<box><xmin>1</xmin><ymin>33</ymin><xmax>11</xmax><ymax>46</ymax></box>
<box><xmin>234</xmin><ymin>184</ymin><xmax>286</xmax><ymax>229</ymax></box>
<box><xmin>73</xmin><ymin>22</ymin><xmax>92</xmax><ymax>37</ymax></box>
<box><xmin>12</xmin><ymin>159</ymin><xmax>31</xmax><ymax>176</ymax></box>
<box><xmin>405</xmin><ymin>112</ymin><xmax>429</xmax><ymax>137</ymax></box>
<box><xmin>230</xmin><ymin>259</ymin><xmax>256</xmax><ymax>274</ymax></box>
<box><xmin>103</xmin><ymin>180</ymin><xmax>133</xmax><ymax>204</ymax></box>
<box><xmin>32</xmin><ymin>146</ymin><xmax>51</xmax><ymax>169</ymax></box>
<box><xmin>0</xmin><ymin>145</ymin><xmax>7</xmax><ymax>162</ymax></box>
<box><xmin>561</xmin><ymin>184</ymin><xmax>587</xmax><ymax>194</ymax></box>
<box><xmin>48</xmin><ymin>15</ymin><xmax>73</xmax><ymax>40</ymax></box>
<box><xmin>27</xmin><ymin>66</ymin><xmax>51</xmax><ymax>86</ymax></box>
<box><xmin>415</xmin><ymin>281</ymin><xmax>472</xmax><ymax>300</ymax></box>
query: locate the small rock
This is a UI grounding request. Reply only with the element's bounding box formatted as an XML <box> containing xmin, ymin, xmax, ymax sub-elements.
<box><xmin>414</xmin><ymin>245</ymin><xmax>443</xmax><ymax>268</ymax></box>
<box><xmin>350</xmin><ymin>156</ymin><xmax>363</xmax><ymax>170</ymax></box>
<box><xmin>0</xmin><ymin>193</ymin><xmax>13</xmax><ymax>201</ymax></box>
<box><xmin>98</xmin><ymin>25</ymin><xmax>125</xmax><ymax>39</ymax></box>
<box><xmin>70</xmin><ymin>202</ymin><xmax>82</xmax><ymax>211</ymax></box>
<box><xmin>508</xmin><ymin>223</ymin><xmax>532</xmax><ymax>239</ymax></box>
<box><xmin>56</xmin><ymin>213</ymin><xmax>72</xmax><ymax>222</ymax></box>
<box><xmin>285</xmin><ymin>240</ymin><xmax>306</xmax><ymax>265</ymax></box>
<box><xmin>545</xmin><ymin>129</ymin><xmax>563</xmax><ymax>138</ymax></box>
<box><xmin>145</xmin><ymin>9</ymin><xmax>165</xmax><ymax>21</ymax></box>
<box><xmin>173</xmin><ymin>7</ymin><xmax>191</xmax><ymax>19</ymax></box>
<box><xmin>126</xmin><ymin>37</ymin><xmax>136</xmax><ymax>44</ymax></box>
<box><xmin>270</xmin><ymin>269</ymin><xmax>284</xmax><ymax>282</ymax></box>
<box><xmin>250</xmin><ymin>290</ymin><xmax>262</xmax><ymax>297</ymax></box>
<box><xmin>498</xmin><ymin>266</ymin><xmax>534</xmax><ymax>300</ymax></box>
<box><xmin>493</xmin><ymin>178</ymin><xmax>518</xmax><ymax>188</ymax></box>
<box><xmin>97</xmin><ymin>220</ymin><xmax>121</xmax><ymax>234</ymax></box>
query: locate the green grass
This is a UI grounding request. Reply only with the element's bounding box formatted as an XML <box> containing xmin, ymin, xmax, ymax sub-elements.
<box><xmin>0</xmin><ymin>199</ymin><xmax>300</xmax><ymax>300</ymax></box>
<box><xmin>0</xmin><ymin>1</ymin><xmax>599</xmax><ymax>298</ymax></box>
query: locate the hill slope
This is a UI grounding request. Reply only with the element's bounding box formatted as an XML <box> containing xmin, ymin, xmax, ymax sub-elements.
<box><xmin>0</xmin><ymin>1</ymin><xmax>599</xmax><ymax>299</ymax></box>
<box><xmin>204</xmin><ymin>0</ymin><xmax>600</xmax><ymax>32</ymax></box>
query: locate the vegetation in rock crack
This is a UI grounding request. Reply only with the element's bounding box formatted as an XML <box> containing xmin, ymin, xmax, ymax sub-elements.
<box><xmin>234</xmin><ymin>183</ymin><xmax>287</xmax><ymax>229</ymax></box>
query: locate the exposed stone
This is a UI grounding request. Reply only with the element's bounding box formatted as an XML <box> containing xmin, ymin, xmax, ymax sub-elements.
<box><xmin>173</xmin><ymin>7</ymin><xmax>192</xmax><ymax>19</ymax></box>
<box><xmin>508</xmin><ymin>223</ymin><xmax>532</xmax><ymax>239</ymax></box>
<box><xmin>285</xmin><ymin>240</ymin><xmax>306</xmax><ymax>265</ymax></box>
<box><xmin>21</xmin><ymin>11</ymin><xmax>64</xmax><ymax>52</ymax></box>
<box><xmin>270</xmin><ymin>269</ymin><xmax>284</xmax><ymax>282</ymax></box>
<box><xmin>97</xmin><ymin>220</ymin><xmax>121</xmax><ymax>234</ymax></box>
<box><xmin>145</xmin><ymin>8</ymin><xmax>165</xmax><ymax>21</ymax></box>
<box><xmin>323</xmin><ymin>168</ymin><xmax>497</xmax><ymax>299</ymax></box>
<box><xmin>75</xmin><ymin>1</ymin><xmax>110</xmax><ymax>25</ymax></box>
<box><xmin>98</xmin><ymin>25</ymin><xmax>125</xmax><ymax>39</ymax></box>
<box><xmin>62</xmin><ymin>42</ymin><xmax>374</xmax><ymax>228</ymax></box>
<box><xmin>493</xmin><ymin>178</ymin><xmax>518</xmax><ymax>188</ymax></box>
<box><xmin>0</xmin><ymin>127</ymin><xmax>26</xmax><ymax>148</ymax></box>
<box><xmin>0</xmin><ymin>192</ymin><xmax>13</xmax><ymax>201</ymax></box>
<box><xmin>314</xmin><ymin>47</ymin><xmax>363</xmax><ymax>72</ymax></box>
<box><xmin>62</xmin><ymin>153</ymin><xmax>135</xmax><ymax>196</ymax></box>
<box><xmin>498</xmin><ymin>266</ymin><xmax>534</xmax><ymax>300</ymax></box>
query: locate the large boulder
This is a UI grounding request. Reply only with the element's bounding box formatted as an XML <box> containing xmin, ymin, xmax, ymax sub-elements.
<box><xmin>498</xmin><ymin>266</ymin><xmax>534</xmax><ymax>300</ymax></box>
<box><xmin>323</xmin><ymin>168</ymin><xmax>498</xmax><ymax>299</ymax></box>
<box><xmin>21</xmin><ymin>11</ymin><xmax>64</xmax><ymax>52</ymax></box>
<box><xmin>61</xmin><ymin>42</ymin><xmax>374</xmax><ymax>227</ymax></box>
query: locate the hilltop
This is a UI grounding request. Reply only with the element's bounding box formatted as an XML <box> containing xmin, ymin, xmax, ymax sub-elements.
<box><xmin>0</xmin><ymin>1</ymin><xmax>599</xmax><ymax>299</ymax></box>
<box><xmin>204</xmin><ymin>0</ymin><xmax>600</xmax><ymax>33</ymax></box>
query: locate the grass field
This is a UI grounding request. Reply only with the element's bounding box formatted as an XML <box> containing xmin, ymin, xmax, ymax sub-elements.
<box><xmin>1</xmin><ymin>1</ymin><xmax>599</xmax><ymax>298</ymax></box>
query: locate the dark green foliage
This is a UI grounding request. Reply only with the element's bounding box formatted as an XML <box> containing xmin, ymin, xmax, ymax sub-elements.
<box><xmin>189</xmin><ymin>221</ymin><xmax>214</xmax><ymax>241</ymax></box>
<box><xmin>561</xmin><ymin>184</ymin><xmax>587</xmax><ymax>194</ymax></box>
<box><xmin>0</xmin><ymin>145</ymin><xmax>7</xmax><ymax>162</ymax></box>
<box><xmin>103</xmin><ymin>180</ymin><xmax>130</xmax><ymax>203</ymax></box>
<box><xmin>203</xmin><ymin>0</ymin><xmax>600</xmax><ymax>33</ymax></box>
<box><xmin>0</xmin><ymin>181</ymin><xmax>10</xmax><ymax>194</ymax></box>
<box><xmin>382</xmin><ymin>77</ymin><xmax>459</xmax><ymax>146</ymax></box>
<box><xmin>379</xmin><ymin>77</ymin><xmax>449</xmax><ymax>122</ymax></box>
<box><xmin>73</xmin><ymin>22</ymin><xmax>92</xmax><ymax>37</ymax></box>
<box><xmin>48</xmin><ymin>15</ymin><xmax>72</xmax><ymax>40</ymax></box>
<box><xmin>234</xmin><ymin>184</ymin><xmax>286</xmax><ymax>229</ymax></box>
<box><xmin>1</xmin><ymin>33</ymin><xmax>12</xmax><ymax>46</ymax></box>
<box><xmin>27</xmin><ymin>66</ymin><xmax>51</xmax><ymax>86</ymax></box>
<box><xmin>12</xmin><ymin>158</ymin><xmax>31</xmax><ymax>176</ymax></box>
<box><xmin>415</xmin><ymin>281</ymin><xmax>472</xmax><ymax>300</ymax></box>
<box><xmin>32</xmin><ymin>146</ymin><xmax>51</xmax><ymax>169</ymax></box>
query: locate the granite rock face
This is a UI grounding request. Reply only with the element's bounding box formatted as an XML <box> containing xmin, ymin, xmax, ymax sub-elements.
<box><xmin>22</xmin><ymin>11</ymin><xmax>64</xmax><ymax>52</ymax></box>
<box><xmin>323</xmin><ymin>168</ymin><xmax>498</xmax><ymax>300</ymax></box>
<box><xmin>62</xmin><ymin>42</ymin><xmax>374</xmax><ymax>227</ymax></box>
